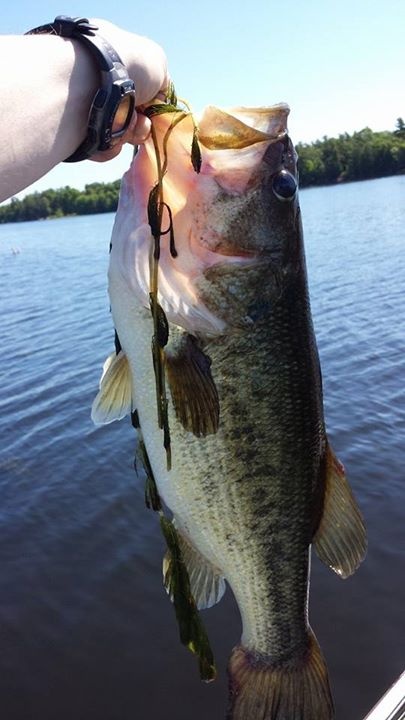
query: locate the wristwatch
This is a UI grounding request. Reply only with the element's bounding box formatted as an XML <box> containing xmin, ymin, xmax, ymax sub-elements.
<box><xmin>26</xmin><ymin>16</ymin><xmax>136</xmax><ymax>162</ymax></box>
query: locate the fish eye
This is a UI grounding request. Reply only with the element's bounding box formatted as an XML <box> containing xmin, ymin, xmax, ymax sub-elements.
<box><xmin>272</xmin><ymin>169</ymin><xmax>297</xmax><ymax>201</ymax></box>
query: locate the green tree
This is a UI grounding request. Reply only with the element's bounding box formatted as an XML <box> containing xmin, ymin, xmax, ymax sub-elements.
<box><xmin>394</xmin><ymin>117</ymin><xmax>405</xmax><ymax>137</ymax></box>
<box><xmin>321</xmin><ymin>137</ymin><xmax>344</xmax><ymax>183</ymax></box>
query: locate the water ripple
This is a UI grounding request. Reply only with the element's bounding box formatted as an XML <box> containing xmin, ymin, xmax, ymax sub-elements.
<box><xmin>0</xmin><ymin>180</ymin><xmax>404</xmax><ymax>719</ymax></box>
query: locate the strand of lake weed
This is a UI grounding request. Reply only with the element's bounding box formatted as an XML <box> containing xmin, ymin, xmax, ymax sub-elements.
<box><xmin>148</xmin><ymin>122</ymin><xmax>172</xmax><ymax>470</ymax></box>
<box><xmin>145</xmin><ymin>93</ymin><xmax>202</xmax><ymax>470</ymax></box>
<box><xmin>130</xmin><ymin>409</ymin><xmax>216</xmax><ymax>682</ymax></box>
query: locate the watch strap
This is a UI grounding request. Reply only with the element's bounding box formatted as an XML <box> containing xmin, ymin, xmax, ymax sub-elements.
<box><xmin>26</xmin><ymin>17</ymin><xmax>123</xmax><ymax>71</ymax></box>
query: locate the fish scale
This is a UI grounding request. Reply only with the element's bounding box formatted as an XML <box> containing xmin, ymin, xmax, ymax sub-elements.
<box><xmin>198</xmin><ymin>277</ymin><xmax>321</xmax><ymax>656</ymax></box>
<box><xmin>123</xmin><ymin>265</ymin><xmax>321</xmax><ymax>704</ymax></box>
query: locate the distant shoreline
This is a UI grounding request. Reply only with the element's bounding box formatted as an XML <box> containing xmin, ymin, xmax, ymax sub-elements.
<box><xmin>299</xmin><ymin>168</ymin><xmax>405</xmax><ymax>189</ymax></box>
<box><xmin>1</xmin><ymin>122</ymin><xmax>404</xmax><ymax>224</ymax></box>
<box><xmin>296</xmin><ymin>121</ymin><xmax>405</xmax><ymax>189</ymax></box>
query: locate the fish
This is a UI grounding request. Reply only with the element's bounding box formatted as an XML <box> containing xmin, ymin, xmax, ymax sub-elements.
<box><xmin>91</xmin><ymin>100</ymin><xmax>367</xmax><ymax>719</ymax></box>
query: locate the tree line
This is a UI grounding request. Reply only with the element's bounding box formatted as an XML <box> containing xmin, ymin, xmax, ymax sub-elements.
<box><xmin>0</xmin><ymin>180</ymin><xmax>121</xmax><ymax>224</ymax></box>
<box><xmin>297</xmin><ymin>118</ymin><xmax>405</xmax><ymax>187</ymax></box>
<box><xmin>1</xmin><ymin>120</ymin><xmax>404</xmax><ymax>223</ymax></box>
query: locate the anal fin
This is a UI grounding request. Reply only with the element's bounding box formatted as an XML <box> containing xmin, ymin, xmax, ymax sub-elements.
<box><xmin>314</xmin><ymin>442</ymin><xmax>367</xmax><ymax>578</ymax></box>
<box><xmin>163</xmin><ymin>524</ymin><xmax>226</xmax><ymax>610</ymax></box>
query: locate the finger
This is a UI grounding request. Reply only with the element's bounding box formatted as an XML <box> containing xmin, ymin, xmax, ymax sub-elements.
<box><xmin>89</xmin><ymin>112</ymin><xmax>152</xmax><ymax>163</ymax></box>
<box><xmin>128</xmin><ymin>113</ymin><xmax>151</xmax><ymax>144</ymax></box>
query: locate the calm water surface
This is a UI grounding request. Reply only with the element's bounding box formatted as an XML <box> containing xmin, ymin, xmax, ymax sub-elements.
<box><xmin>0</xmin><ymin>175</ymin><xmax>404</xmax><ymax>719</ymax></box>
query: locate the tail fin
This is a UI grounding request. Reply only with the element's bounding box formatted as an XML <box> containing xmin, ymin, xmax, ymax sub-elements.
<box><xmin>227</xmin><ymin>631</ymin><xmax>334</xmax><ymax>720</ymax></box>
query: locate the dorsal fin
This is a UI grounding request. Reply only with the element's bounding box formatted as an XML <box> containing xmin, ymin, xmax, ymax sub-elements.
<box><xmin>91</xmin><ymin>351</ymin><xmax>132</xmax><ymax>425</ymax></box>
<box><xmin>314</xmin><ymin>442</ymin><xmax>367</xmax><ymax>578</ymax></box>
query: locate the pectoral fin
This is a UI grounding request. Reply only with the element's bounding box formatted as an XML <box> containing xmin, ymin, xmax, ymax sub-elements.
<box><xmin>163</xmin><ymin>523</ymin><xmax>226</xmax><ymax>610</ymax></box>
<box><xmin>166</xmin><ymin>334</ymin><xmax>219</xmax><ymax>437</ymax></box>
<box><xmin>91</xmin><ymin>351</ymin><xmax>132</xmax><ymax>425</ymax></box>
<box><xmin>314</xmin><ymin>443</ymin><xmax>367</xmax><ymax>578</ymax></box>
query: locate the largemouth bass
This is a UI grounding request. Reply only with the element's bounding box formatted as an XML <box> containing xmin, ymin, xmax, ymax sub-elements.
<box><xmin>92</xmin><ymin>101</ymin><xmax>367</xmax><ymax>719</ymax></box>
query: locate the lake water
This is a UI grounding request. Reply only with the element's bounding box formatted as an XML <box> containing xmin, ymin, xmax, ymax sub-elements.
<box><xmin>0</xmin><ymin>175</ymin><xmax>404</xmax><ymax>720</ymax></box>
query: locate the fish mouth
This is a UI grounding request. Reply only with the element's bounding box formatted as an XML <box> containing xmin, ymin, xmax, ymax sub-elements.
<box><xmin>197</xmin><ymin>240</ymin><xmax>266</xmax><ymax>269</ymax></box>
<box><xmin>211</xmin><ymin>246</ymin><xmax>258</xmax><ymax>260</ymax></box>
<box><xmin>191</xmin><ymin>228</ymin><xmax>280</xmax><ymax>267</ymax></box>
<box><xmin>206</xmin><ymin>245</ymin><xmax>281</xmax><ymax>271</ymax></box>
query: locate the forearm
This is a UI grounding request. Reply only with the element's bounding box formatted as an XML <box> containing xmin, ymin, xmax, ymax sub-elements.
<box><xmin>0</xmin><ymin>35</ymin><xmax>97</xmax><ymax>202</ymax></box>
<box><xmin>0</xmin><ymin>23</ymin><xmax>168</xmax><ymax>203</ymax></box>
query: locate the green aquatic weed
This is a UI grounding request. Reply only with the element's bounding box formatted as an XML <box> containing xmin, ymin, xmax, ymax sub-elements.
<box><xmin>133</xmin><ymin>94</ymin><xmax>215</xmax><ymax>682</ymax></box>
<box><xmin>142</xmin><ymin>90</ymin><xmax>201</xmax><ymax>472</ymax></box>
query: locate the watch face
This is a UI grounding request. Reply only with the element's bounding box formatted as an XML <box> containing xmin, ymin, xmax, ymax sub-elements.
<box><xmin>111</xmin><ymin>95</ymin><xmax>134</xmax><ymax>139</ymax></box>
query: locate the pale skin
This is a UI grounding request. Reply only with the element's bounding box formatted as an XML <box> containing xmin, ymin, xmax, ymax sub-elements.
<box><xmin>0</xmin><ymin>19</ymin><xmax>169</xmax><ymax>203</ymax></box>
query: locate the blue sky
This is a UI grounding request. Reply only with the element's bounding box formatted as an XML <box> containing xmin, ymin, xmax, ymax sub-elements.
<box><xmin>3</xmin><ymin>0</ymin><xmax>404</xmax><ymax>197</ymax></box>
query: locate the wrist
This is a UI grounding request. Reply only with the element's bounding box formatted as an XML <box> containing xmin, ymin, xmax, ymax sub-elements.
<box><xmin>26</xmin><ymin>17</ymin><xmax>136</xmax><ymax>162</ymax></box>
<box><xmin>89</xmin><ymin>19</ymin><xmax>169</xmax><ymax>106</ymax></box>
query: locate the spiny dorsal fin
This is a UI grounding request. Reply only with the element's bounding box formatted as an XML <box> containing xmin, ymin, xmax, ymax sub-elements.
<box><xmin>91</xmin><ymin>351</ymin><xmax>132</xmax><ymax>425</ymax></box>
<box><xmin>163</xmin><ymin>521</ymin><xmax>226</xmax><ymax>610</ymax></box>
<box><xmin>314</xmin><ymin>442</ymin><xmax>367</xmax><ymax>578</ymax></box>
<box><xmin>166</xmin><ymin>334</ymin><xmax>219</xmax><ymax>437</ymax></box>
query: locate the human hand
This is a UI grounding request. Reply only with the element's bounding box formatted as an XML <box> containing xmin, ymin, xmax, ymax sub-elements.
<box><xmin>88</xmin><ymin>19</ymin><xmax>169</xmax><ymax>162</ymax></box>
